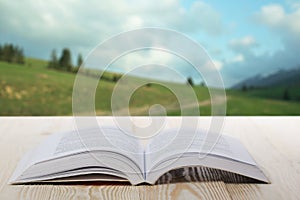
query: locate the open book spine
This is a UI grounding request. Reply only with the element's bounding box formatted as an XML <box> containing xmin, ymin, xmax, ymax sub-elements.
<box><xmin>143</xmin><ymin>150</ymin><xmax>147</xmax><ymax>180</ymax></box>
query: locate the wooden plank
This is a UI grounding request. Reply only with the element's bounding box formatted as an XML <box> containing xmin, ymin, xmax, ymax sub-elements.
<box><xmin>0</xmin><ymin>117</ymin><xmax>76</xmax><ymax>200</ymax></box>
<box><xmin>156</xmin><ymin>166</ymin><xmax>261</xmax><ymax>184</ymax></box>
<box><xmin>225</xmin><ymin>184</ymin><xmax>263</xmax><ymax>200</ymax></box>
<box><xmin>222</xmin><ymin>117</ymin><xmax>300</xmax><ymax>200</ymax></box>
<box><xmin>16</xmin><ymin>182</ymin><xmax>231</xmax><ymax>200</ymax></box>
<box><xmin>1</xmin><ymin>117</ymin><xmax>300</xmax><ymax>199</ymax></box>
<box><xmin>19</xmin><ymin>185</ymin><xmax>141</xmax><ymax>200</ymax></box>
<box><xmin>139</xmin><ymin>182</ymin><xmax>231</xmax><ymax>200</ymax></box>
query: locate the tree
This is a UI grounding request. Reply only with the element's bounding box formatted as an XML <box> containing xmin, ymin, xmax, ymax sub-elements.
<box><xmin>77</xmin><ymin>53</ymin><xmax>83</xmax><ymax>68</ymax></box>
<box><xmin>283</xmin><ymin>88</ymin><xmax>291</xmax><ymax>101</ymax></box>
<box><xmin>0</xmin><ymin>45</ymin><xmax>2</xmax><ymax>61</ymax></box>
<box><xmin>112</xmin><ymin>74</ymin><xmax>121</xmax><ymax>82</ymax></box>
<box><xmin>59</xmin><ymin>48</ymin><xmax>72</xmax><ymax>71</ymax></box>
<box><xmin>242</xmin><ymin>85</ymin><xmax>248</xmax><ymax>92</ymax></box>
<box><xmin>72</xmin><ymin>53</ymin><xmax>83</xmax><ymax>73</ymax></box>
<box><xmin>187</xmin><ymin>77</ymin><xmax>194</xmax><ymax>86</ymax></box>
<box><xmin>15</xmin><ymin>46</ymin><xmax>25</xmax><ymax>64</ymax></box>
<box><xmin>3</xmin><ymin>44</ymin><xmax>14</xmax><ymax>63</ymax></box>
<box><xmin>48</xmin><ymin>49</ymin><xmax>58</xmax><ymax>69</ymax></box>
<box><xmin>0</xmin><ymin>43</ymin><xmax>25</xmax><ymax>64</ymax></box>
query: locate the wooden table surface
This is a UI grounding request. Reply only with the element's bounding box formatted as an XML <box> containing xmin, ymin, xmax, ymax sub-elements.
<box><xmin>0</xmin><ymin>117</ymin><xmax>299</xmax><ymax>200</ymax></box>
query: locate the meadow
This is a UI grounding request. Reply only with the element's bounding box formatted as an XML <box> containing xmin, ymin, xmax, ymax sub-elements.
<box><xmin>1</xmin><ymin>58</ymin><xmax>300</xmax><ymax>116</ymax></box>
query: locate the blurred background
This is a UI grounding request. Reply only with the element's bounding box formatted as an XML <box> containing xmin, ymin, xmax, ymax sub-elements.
<box><xmin>0</xmin><ymin>0</ymin><xmax>300</xmax><ymax>116</ymax></box>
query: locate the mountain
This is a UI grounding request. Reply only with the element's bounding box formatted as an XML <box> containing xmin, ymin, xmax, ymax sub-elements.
<box><xmin>232</xmin><ymin>67</ymin><xmax>300</xmax><ymax>89</ymax></box>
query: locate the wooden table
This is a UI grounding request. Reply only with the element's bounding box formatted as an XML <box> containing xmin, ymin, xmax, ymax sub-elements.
<box><xmin>0</xmin><ymin>117</ymin><xmax>299</xmax><ymax>199</ymax></box>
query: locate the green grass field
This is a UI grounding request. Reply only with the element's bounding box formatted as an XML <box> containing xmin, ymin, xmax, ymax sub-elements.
<box><xmin>226</xmin><ymin>90</ymin><xmax>300</xmax><ymax>115</ymax></box>
<box><xmin>1</xmin><ymin>58</ymin><xmax>300</xmax><ymax>115</ymax></box>
<box><xmin>239</xmin><ymin>86</ymin><xmax>300</xmax><ymax>101</ymax></box>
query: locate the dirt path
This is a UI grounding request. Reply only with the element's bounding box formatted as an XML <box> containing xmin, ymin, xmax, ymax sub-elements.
<box><xmin>97</xmin><ymin>96</ymin><xmax>229</xmax><ymax>116</ymax></box>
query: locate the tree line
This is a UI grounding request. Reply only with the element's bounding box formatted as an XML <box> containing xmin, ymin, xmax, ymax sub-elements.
<box><xmin>241</xmin><ymin>84</ymin><xmax>294</xmax><ymax>101</ymax></box>
<box><xmin>48</xmin><ymin>48</ymin><xmax>83</xmax><ymax>73</ymax></box>
<box><xmin>47</xmin><ymin>48</ymin><xmax>123</xmax><ymax>83</ymax></box>
<box><xmin>0</xmin><ymin>43</ymin><xmax>25</xmax><ymax>64</ymax></box>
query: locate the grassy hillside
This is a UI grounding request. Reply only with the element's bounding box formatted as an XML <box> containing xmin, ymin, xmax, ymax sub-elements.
<box><xmin>0</xmin><ymin>59</ymin><xmax>210</xmax><ymax>115</ymax></box>
<box><xmin>0</xmin><ymin>60</ymin><xmax>75</xmax><ymax>115</ymax></box>
<box><xmin>25</xmin><ymin>57</ymin><xmax>49</xmax><ymax>69</ymax></box>
<box><xmin>1</xmin><ymin>59</ymin><xmax>300</xmax><ymax>115</ymax></box>
<box><xmin>232</xmin><ymin>67</ymin><xmax>300</xmax><ymax>101</ymax></box>
<box><xmin>226</xmin><ymin>90</ymin><xmax>300</xmax><ymax>115</ymax></box>
<box><xmin>238</xmin><ymin>86</ymin><xmax>300</xmax><ymax>101</ymax></box>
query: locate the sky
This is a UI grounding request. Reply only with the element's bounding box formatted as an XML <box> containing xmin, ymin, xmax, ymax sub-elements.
<box><xmin>1</xmin><ymin>0</ymin><xmax>300</xmax><ymax>87</ymax></box>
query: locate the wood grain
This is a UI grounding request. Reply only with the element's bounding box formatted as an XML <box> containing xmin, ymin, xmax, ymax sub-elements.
<box><xmin>0</xmin><ymin>117</ymin><xmax>299</xmax><ymax>199</ymax></box>
<box><xmin>155</xmin><ymin>166</ymin><xmax>261</xmax><ymax>185</ymax></box>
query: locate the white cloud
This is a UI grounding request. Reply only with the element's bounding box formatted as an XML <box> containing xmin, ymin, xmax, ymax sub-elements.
<box><xmin>212</xmin><ymin>60</ymin><xmax>223</xmax><ymax>70</ymax></box>
<box><xmin>229</xmin><ymin>54</ymin><xmax>244</xmax><ymax>63</ymax></box>
<box><xmin>221</xmin><ymin>2</ymin><xmax>300</xmax><ymax>87</ymax></box>
<box><xmin>258</xmin><ymin>4</ymin><xmax>285</xmax><ymax>26</ymax></box>
<box><xmin>255</xmin><ymin>4</ymin><xmax>300</xmax><ymax>39</ymax></box>
<box><xmin>229</xmin><ymin>36</ymin><xmax>257</xmax><ymax>50</ymax></box>
<box><xmin>0</xmin><ymin>0</ymin><xmax>224</xmax><ymax>47</ymax></box>
<box><xmin>227</xmin><ymin>36</ymin><xmax>259</xmax><ymax>58</ymax></box>
<box><xmin>123</xmin><ymin>16</ymin><xmax>144</xmax><ymax>29</ymax></box>
<box><xmin>0</xmin><ymin>0</ymin><xmax>227</xmax><ymax>64</ymax></box>
<box><xmin>106</xmin><ymin>49</ymin><xmax>193</xmax><ymax>83</ymax></box>
<box><xmin>111</xmin><ymin>50</ymin><xmax>174</xmax><ymax>71</ymax></box>
<box><xmin>220</xmin><ymin>0</ymin><xmax>300</xmax><ymax>87</ymax></box>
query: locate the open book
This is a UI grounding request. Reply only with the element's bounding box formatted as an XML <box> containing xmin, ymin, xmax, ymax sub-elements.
<box><xmin>9</xmin><ymin>126</ymin><xmax>269</xmax><ymax>185</ymax></box>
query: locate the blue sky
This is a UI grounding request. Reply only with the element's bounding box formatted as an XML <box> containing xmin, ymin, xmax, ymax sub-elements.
<box><xmin>1</xmin><ymin>0</ymin><xmax>300</xmax><ymax>87</ymax></box>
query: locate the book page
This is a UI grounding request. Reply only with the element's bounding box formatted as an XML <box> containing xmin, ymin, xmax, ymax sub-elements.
<box><xmin>146</xmin><ymin>128</ymin><xmax>257</xmax><ymax>172</ymax></box>
<box><xmin>25</xmin><ymin>126</ymin><xmax>144</xmax><ymax>170</ymax></box>
<box><xmin>54</xmin><ymin>127</ymin><xmax>143</xmax><ymax>156</ymax></box>
<box><xmin>143</xmin><ymin>128</ymin><xmax>270</xmax><ymax>184</ymax></box>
